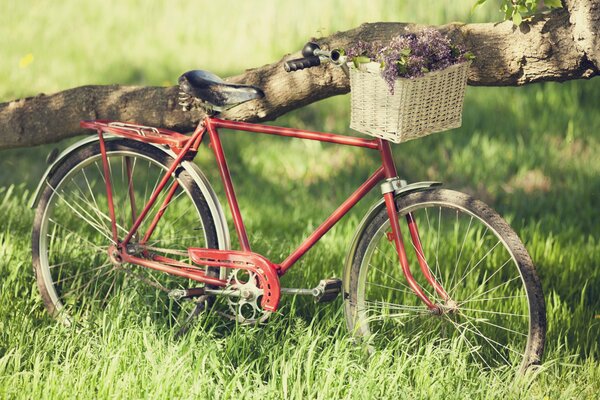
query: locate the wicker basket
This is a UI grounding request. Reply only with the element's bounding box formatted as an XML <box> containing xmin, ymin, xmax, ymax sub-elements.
<box><xmin>349</xmin><ymin>61</ymin><xmax>470</xmax><ymax>143</ymax></box>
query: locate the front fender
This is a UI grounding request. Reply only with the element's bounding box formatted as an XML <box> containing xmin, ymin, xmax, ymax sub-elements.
<box><xmin>29</xmin><ymin>135</ymin><xmax>231</xmax><ymax>251</ymax></box>
<box><xmin>342</xmin><ymin>181</ymin><xmax>442</xmax><ymax>296</ymax></box>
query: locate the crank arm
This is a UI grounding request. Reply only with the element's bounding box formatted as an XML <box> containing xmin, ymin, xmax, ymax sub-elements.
<box><xmin>168</xmin><ymin>287</ymin><xmax>246</xmax><ymax>300</ymax></box>
<box><xmin>167</xmin><ymin>287</ymin><xmax>206</xmax><ymax>300</ymax></box>
<box><xmin>281</xmin><ymin>278</ymin><xmax>342</xmax><ymax>303</ymax></box>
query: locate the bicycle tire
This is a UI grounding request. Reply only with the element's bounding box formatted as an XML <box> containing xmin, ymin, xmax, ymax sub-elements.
<box><xmin>32</xmin><ymin>139</ymin><xmax>220</xmax><ymax>328</ymax></box>
<box><xmin>345</xmin><ymin>188</ymin><xmax>546</xmax><ymax>373</ymax></box>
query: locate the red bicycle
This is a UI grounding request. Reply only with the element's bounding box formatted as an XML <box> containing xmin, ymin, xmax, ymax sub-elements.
<box><xmin>31</xmin><ymin>43</ymin><xmax>545</xmax><ymax>372</ymax></box>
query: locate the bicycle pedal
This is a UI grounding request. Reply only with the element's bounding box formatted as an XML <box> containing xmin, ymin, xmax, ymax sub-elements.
<box><xmin>313</xmin><ymin>278</ymin><xmax>342</xmax><ymax>303</ymax></box>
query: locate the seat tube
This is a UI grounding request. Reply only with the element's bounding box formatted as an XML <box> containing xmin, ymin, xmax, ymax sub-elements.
<box><xmin>206</xmin><ymin>119</ymin><xmax>252</xmax><ymax>251</ymax></box>
<box><xmin>378</xmin><ymin>139</ymin><xmax>437</xmax><ymax>310</ymax></box>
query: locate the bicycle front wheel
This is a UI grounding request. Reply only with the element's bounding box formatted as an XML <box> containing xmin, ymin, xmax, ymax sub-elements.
<box><xmin>345</xmin><ymin>189</ymin><xmax>546</xmax><ymax>372</ymax></box>
<box><xmin>32</xmin><ymin>139</ymin><xmax>219</xmax><ymax>328</ymax></box>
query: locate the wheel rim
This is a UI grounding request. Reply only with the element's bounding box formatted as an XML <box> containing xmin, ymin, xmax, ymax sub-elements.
<box><xmin>354</xmin><ymin>200</ymin><xmax>532</xmax><ymax>372</ymax></box>
<box><xmin>37</xmin><ymin>148</ymin><xmax>211</xmax><ymax>328</ymax></box>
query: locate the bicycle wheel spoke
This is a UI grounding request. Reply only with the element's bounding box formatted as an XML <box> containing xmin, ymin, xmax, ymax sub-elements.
<box><xmin>448</xmin><ymin>225</ymin><xmax>490</xmax><ymax>295</ymax></box>
<box><xmin>423</xmin><ymin>207</ymin><xmax>444</xmax><ymax>289</ymax></box>
<box><xmin>361</xmin><ymin>299</ymin><xmax>427</xmax><ymax>312</ymax></box>
<box><xmin>125</xmin><ymin>156</ymin><xmax>138</xmax><ymax>224</ymax></box>
<box><xmin>407</xmin><ymin>237</ymin><xmax>444</xmax><ymax>302</ymax></box>
<box><xmin>366</xmin><ymin>281</ymin><xmax>417</xmax><ymax>297</ymax></box>
<box><xmin>453</xmin><ymin>215</ymin><xmax>473</xmax><ymax>282</ymax></box>
<box><xmin>453</xmin><ymin>209</ymin><xmax>459</xmax><ymax>281</ymax></box>
<box><xmin>458</xmin><ymin>307</ymin><xmax>528</xmax><ymax>318</ymax></box>
<box><xmin>453</xmin><ymin>315</ymin><xmax>524</xmax><ymax>359</ymax></box>
<box><xmin>460</xmin><ymin>294</ymin><xmax>526</xmax><ymax>305</ymax></box>
<box><xmin>53</xmin><ymin>262</ymin><xmax>113</xmax><ymax>285</ymax></box>
<box><xmin>459</xmin><ymin>312</ymin><xmax>528</xmax><ymax>337</ymax></box>
<box><xmin>435</xmin><ymin>206</ymin><xmax>441</xmax><ymax>282</ymax></box>
<box><xmin>49</xmin><ymin>185</ymin><xmax>115</xmax><ymax>244</ymax></box>
<box><xmin>443</xmin><ymin>315</ymin><xmax>499</xmax><ymax>375</ymax></box>
<box><xmin>373</xmin><ymin>248</ymin><xmax>436</xmax><ymax>300</ymax></box>
<box><xmin>462</xmin><ymin>317</ymin><xmax>513</xmax><ymax>365</ymax></box>
<box><xmin>93</xmin><ymin>160</ymin><xmax>107</xmax><ymax>186</ymax></box>
<box><xmin>47</xmin><ymin>218</ymin><xmax>107</xmax><ymax>253</ymax></box>
<box><xmin>58</xmin><ymin>184</ymin><xmax>111</xmax><ymax>236</ymax></box>
<box><xmin>461</xmin><ymin>269</ymin><xmax>521</xmax><ymax>305</ymax></box>
<box><xmin>448</xmin><ymin>239</ymin><xmax>502</xmax><ymax>298</ymax></box>
<box><xmin>66</xmin><ymin>181</ymin><xmax>129</xmax><ymax>236</ymax></box>
<box><xmin>61</xmin><ymin>265</ymin><xmax>115</xmax><ymax>298</ymax></box>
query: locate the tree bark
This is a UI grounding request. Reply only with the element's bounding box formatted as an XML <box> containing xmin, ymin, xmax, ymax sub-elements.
<box><xmin>1</xmin><ymin>1</ymin><xmax>598</xmax><ymax>150</ymax></box>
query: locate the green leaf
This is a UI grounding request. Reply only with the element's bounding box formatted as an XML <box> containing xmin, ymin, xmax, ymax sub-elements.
<box><xmin>513</xmin><ymin>11</ymin><xmax>522</xmax><ymax>26</ymax></box>
<box><xmin>544</xmin><ymin>0</ymin><xmax>563</xmax><ymax>8</ymax></box>
<box><xmin>471</xmin><ymin>0</ymin><xmax>487</xmax><ymax>13</ymax></box>
<box><xmin>397</xmin><ymin>63</ymin><xmax>407</xmax><ymax>74</ymax></box>
<box><xmin>400</xmin><ymin>48</ymin><xmax>411</xmax><ymax>57</ymax></box>
<box><xmin>352</xmin><ymin>55</ymin><xmax>371</xmax><ymax>68</ymax></box>
<box><xmin>450</xmin><ymin>45</ymin><xmax>460</xmax><ymax>58</ymax></box>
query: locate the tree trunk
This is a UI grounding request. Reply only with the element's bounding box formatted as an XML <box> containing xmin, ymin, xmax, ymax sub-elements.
<box><xmin>1</xmin><ymin>0</ymin><xmax>598</xmax><ymax>149</ymax></box>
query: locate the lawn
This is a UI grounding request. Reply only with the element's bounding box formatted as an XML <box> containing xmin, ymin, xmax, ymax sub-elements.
<box><xmin>1</xmin><ymin>1</ymin><xmax>599</xmax><ymax>398</ymax></box>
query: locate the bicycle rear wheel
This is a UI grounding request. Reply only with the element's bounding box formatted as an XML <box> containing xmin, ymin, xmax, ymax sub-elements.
<box><xmin>32</xmin><ymin>139</ymin><xmax>219</xmax><ymax>328</ymax></box>
<box><xmin>345</xmin><ymin>189</ymin><xmax>546</xmax><ymax>373</ymax></box>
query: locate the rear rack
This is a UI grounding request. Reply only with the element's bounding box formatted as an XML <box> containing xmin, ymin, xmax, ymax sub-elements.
<box><xmin>107</xmin><ymin>122</ymin><xmax>161</xmax><ymax>137</ymax></box>
<box><xmin>80</xmin><ymin>120</ymin><xmax>191</xmax><ymax>150</ymax></box>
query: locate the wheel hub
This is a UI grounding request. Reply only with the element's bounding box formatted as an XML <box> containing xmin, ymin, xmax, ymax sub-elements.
<box><xmin>432</xmin><ymin>299</ymin><xmax>459</xmax><ymax>316</ymax></box>
<box><xmin>107</xmin><ymin>245</ymin><xmax>123</xmax><ymax>266</ymax></box>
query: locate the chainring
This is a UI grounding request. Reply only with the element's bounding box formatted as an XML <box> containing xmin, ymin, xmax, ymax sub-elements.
<box><xmin>225</xmin><ymin>269</ymin><xmax>271</xmax><ymax>324</ymax></box>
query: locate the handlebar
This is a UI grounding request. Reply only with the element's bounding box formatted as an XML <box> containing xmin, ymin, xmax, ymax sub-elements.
<box><xmin>284</xmin><ymin>42</ymin><xmax>348</xmax><ymax>74</ymax></box>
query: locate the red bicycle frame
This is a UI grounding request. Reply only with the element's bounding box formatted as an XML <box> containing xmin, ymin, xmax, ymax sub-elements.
<box><xmin>82</xmin><ymin>116</ymin><xmax>447</xmax><ymax>312</ymax></box>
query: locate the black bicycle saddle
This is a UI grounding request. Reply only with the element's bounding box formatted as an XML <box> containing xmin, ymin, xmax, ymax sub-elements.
<box><xmin>178</xmin><ymin>70</ymin><xmax>264</xmax><ymax>110</ymax></box>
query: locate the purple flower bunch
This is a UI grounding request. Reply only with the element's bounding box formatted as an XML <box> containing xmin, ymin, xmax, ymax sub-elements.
<box><xmin>347</xmin><ymin>29</ymin><xmax>472</xmax><ymax>93</ymax></box>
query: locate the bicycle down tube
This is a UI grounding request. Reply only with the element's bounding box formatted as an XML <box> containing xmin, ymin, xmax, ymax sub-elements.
<box><xmin>95</xmin><ymin>116</ymin><xmax>446</xmax><ymax>310</ymax></box>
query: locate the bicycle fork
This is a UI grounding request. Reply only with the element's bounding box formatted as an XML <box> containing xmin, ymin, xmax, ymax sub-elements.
<box><xmin>378</xmin><ymin>140</ymin><xmax>449</xmax><ymax>311</ymax></box>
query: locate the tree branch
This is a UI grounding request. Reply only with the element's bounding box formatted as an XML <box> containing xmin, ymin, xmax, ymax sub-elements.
<box><xmin>1</xmin><ymin>2</ymin><xmax>598</xmax><ymax>149</ymax></box>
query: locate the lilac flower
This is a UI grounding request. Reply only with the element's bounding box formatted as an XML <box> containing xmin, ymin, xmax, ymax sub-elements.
<box><xmin>346</xmin><ymin>28</ymin><xmax>472</xmax><ymax>93</ymax></box>
<box><xmin>346</xmin><ymin>40</ymin><xmax>379</xmax><ymax>59</ymax></box>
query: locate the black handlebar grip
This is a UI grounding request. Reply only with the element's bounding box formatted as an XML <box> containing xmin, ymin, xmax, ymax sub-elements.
<box><xmin>284</xmin><ymin>56</ymin><xmax>321</xmax><ymax>72</ymax></box>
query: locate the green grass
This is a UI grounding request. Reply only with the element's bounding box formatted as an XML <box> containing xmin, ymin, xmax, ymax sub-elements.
<box><xmin>1</xmin><ymin>1</ymin><xmax>600</xmax><ymax>398</ymax></box>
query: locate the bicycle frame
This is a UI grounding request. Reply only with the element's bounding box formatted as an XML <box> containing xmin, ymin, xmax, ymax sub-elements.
<box><xmin>84</xmin><ymin>116</ymin><xmax>447</xmax><ymax>311</ymax></box>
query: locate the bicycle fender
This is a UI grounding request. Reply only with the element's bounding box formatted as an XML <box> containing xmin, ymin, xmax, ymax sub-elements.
<box><xmin>342</xmin><ymin>181</ymin><xmax>442</xmax><ymax>296</ymax></box>
<box><xmin>29</xmin><ymin>135</ymin><xmax>231</xmax><ymax>252</ymax></box>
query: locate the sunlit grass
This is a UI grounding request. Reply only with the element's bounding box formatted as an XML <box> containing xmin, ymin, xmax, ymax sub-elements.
<box><xmin>1</xmin><ymin>0</ymin><xmax>600</xmax><ymax>398</ymax></box>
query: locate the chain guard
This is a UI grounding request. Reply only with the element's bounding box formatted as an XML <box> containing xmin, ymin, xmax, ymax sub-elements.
<box><xmin>188</xmin><ymin>248</ymin><xmax>281</xmax><ymax>312</ymax></box>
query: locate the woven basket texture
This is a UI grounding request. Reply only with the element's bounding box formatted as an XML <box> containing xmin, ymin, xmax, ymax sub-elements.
<box><xmin>349</xmin><ymin>61</ymin><xmax>470</xmax><ymax>143</ymax></box>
